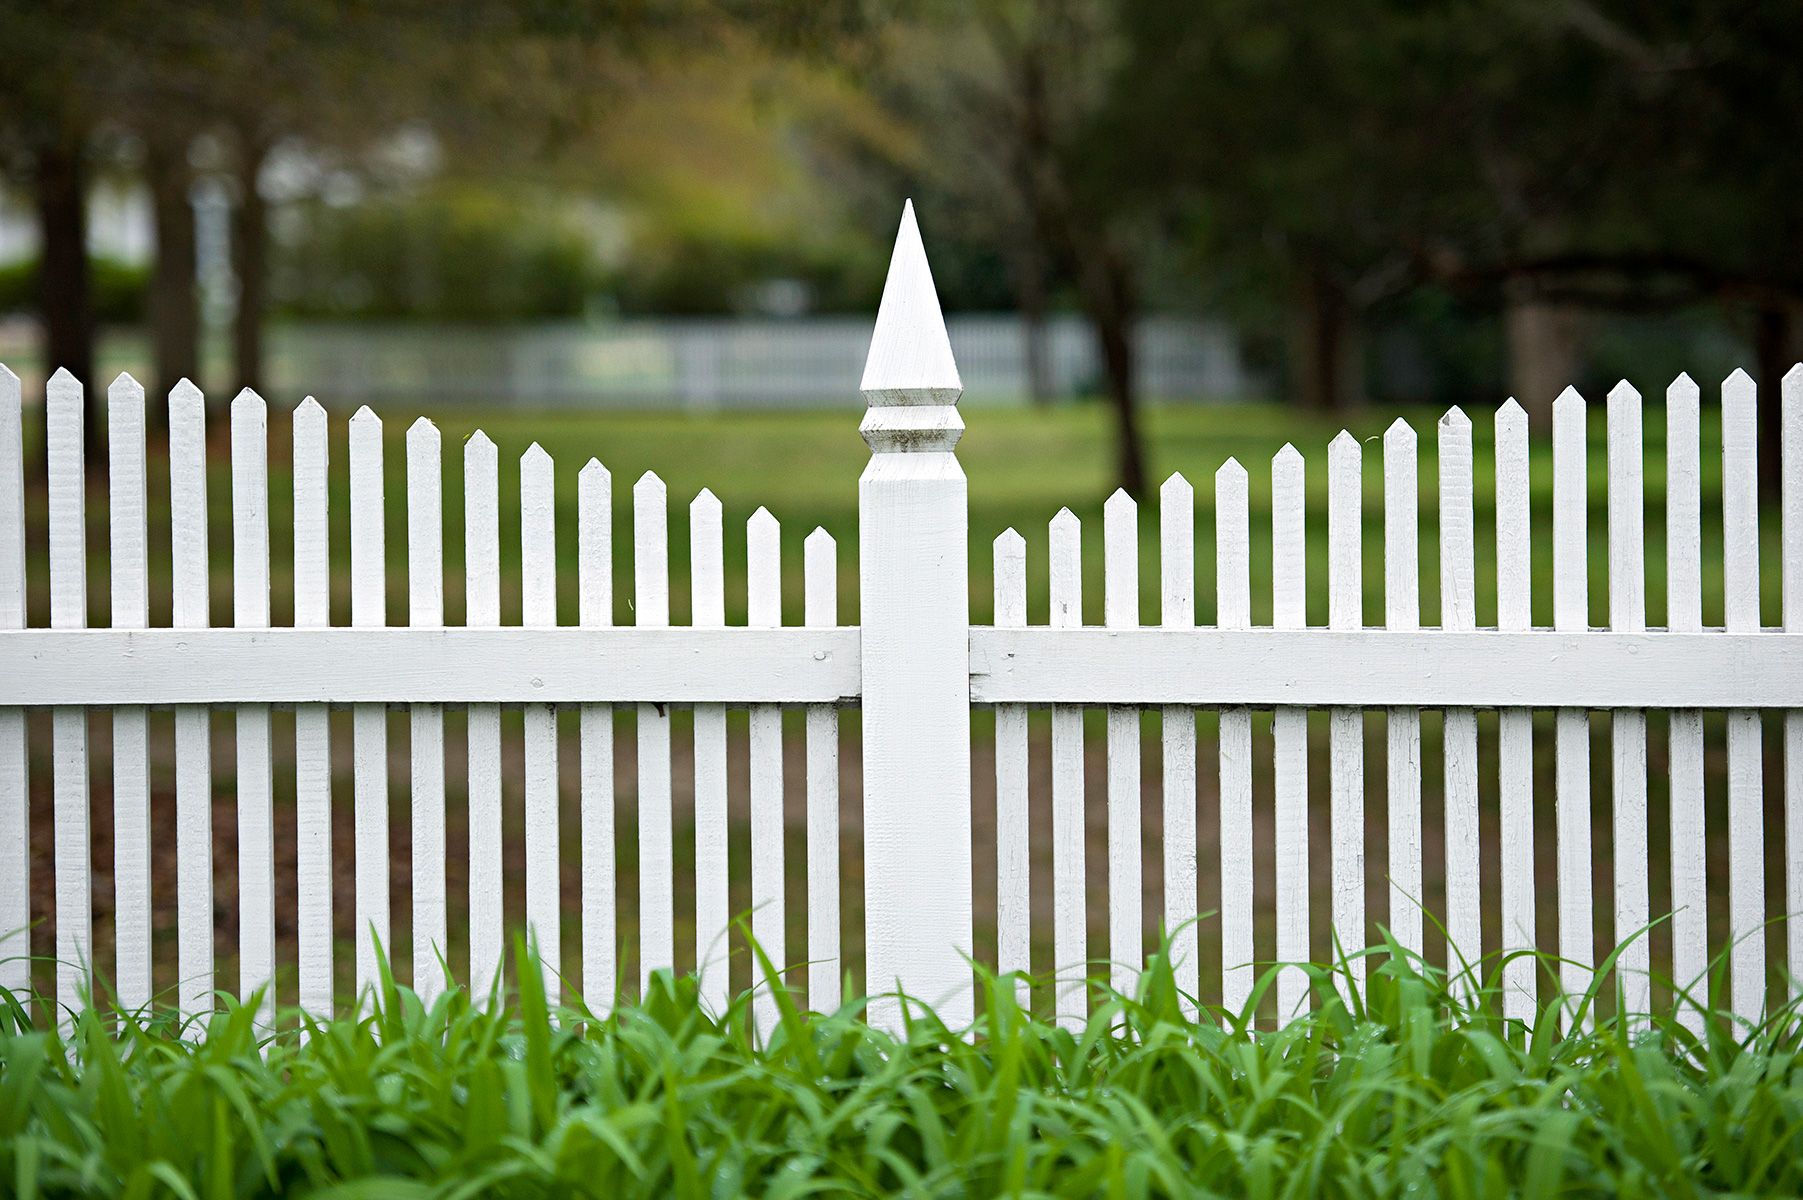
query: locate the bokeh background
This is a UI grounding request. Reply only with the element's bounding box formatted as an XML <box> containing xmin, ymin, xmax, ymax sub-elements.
<box><xmin>3</xmin><ymin>0</ymin><xmax>1801</xmax><ymax>1018</ymax></box>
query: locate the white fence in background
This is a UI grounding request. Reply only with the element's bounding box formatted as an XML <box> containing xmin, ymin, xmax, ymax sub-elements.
<box><xmin>1</xmin><ymin>203</ymin><xmax>1800</xmax><ymax>1034</ymax></box>
<box><xmin>262</xmin><ymin>313</ymin><xmax>1246</xmax><ymax>409</ymax></box>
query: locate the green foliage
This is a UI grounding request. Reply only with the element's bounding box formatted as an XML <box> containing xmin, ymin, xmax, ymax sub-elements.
<box><xmin>0</xmin><ymin>257</ymin><xmax>149</xmax><ymax>324</ymax></box>
<box><xmin>271</xmin><ymin>190</ymin><xmax>606</xmax><ymax>322</ymax></box>
<box><xmin>5</xmin><ymin>933</ymin><xmax>1802</xmax><ymax>1197</ymax></box>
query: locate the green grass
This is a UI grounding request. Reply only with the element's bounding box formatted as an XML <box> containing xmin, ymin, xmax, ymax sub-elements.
<box><xmin>5</xmin><ymin>934</ymin><xmax>1803</xmax><ymax>1197</ymax></box>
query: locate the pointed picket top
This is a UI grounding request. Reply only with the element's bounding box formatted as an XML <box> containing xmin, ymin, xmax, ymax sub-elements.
<box><xmin>1553</xmin><ymin>384</ymin><xmax>1585</xmax><ymax>415</ymax></box>
<box><xmin>1274</xmin><ymin>442</ymin><xmax>1304</xmax><ymax>468</ymax></box>
<box><xmin>0</xmin><ymin>362</ymin><xmax>17</xmax><ymax>388</ymax></box>
<box><xmin>1216</xmin><ymin>455</ymin><xmax>1247</xmax><ymax>486</ymax></box>
<box><xmin>635</xmin><ymin>469</ymin><xmax>665</xmax><ymax>501</ymax></box>
<box><xmin>1160</xmin><ymin>471</ymin><xmax>1192</xmax><ymax>504</ymax></box>
<box><xmin>407</xmin><ymin>414</ymin><xmax>437</xmax><ymax>444</ymax></box>
<box><xmin>169</xmin><ymin>377</ymin><xmax>204</xmax><ymax>414</ymax></box>
<box><xmin>860</xmin><ymin>200</ymin><xmax>961</xmax><ymax>405</ymax></box>
<box><xmin>804</xmin><ymin>525</ymin><xmax>835</xmax><ymax>554</ymax></box>
<box><xmin>296</xmin><ymin>394</ymin><xmax>326</xmax><ymax>419</ymax></box>
<box><xmin>1384</xmin><ymin>416</ymin><xmax>1415</xmax><ymax>447</ymax></box>
<box><xmin>690</xmin><ymin>486</ymin><xmax>720</xmax><ymax>519</ymax></box>
<box><xmin>1104</xmin><ymin>486</ymin><xmax>1137</xmax><ymax>520</ymax></box>
<box><xmin>1607</xmin><ymin>379</ymin><xmax>1641</xmax><ymax>409</ymax></box>
<box><xmin>48</xmin><ymin>366</ymin><xmax>79</xmax><ymax>393</ymax></box>
<box><xmin>110</xmin><ymin>372</ymin><xmax>143</xmax><ymax>405</ymax></box>
<box><xmin>349</xmin><ymin>402</ymin><xmax>380</xmax><ymax>426</ymax></box>
<box><xmin>578</xmin><ymin>456</ymin><xmax>608</xmax><ymax>489</ymax></box>
<box><xmin>1497</xmin><ymin>396</ymin><xmax>1527</xmax><ymax>423</ymax></box>
<box><xmin>1723</xmin><ymin>366</ymin><xmax>1755</xmax><ymax>416</ymax></box>
<box><xmin>232</xmin><ymin>386</ymin><xmax>264</xmax><ymax>416</ymax></box>
<box><xmin>994</xmin><ymin>526</ymin><xmax>1026</xmax><ymax>555</ymax></box>
<box><xmin>749</xmin><ymin>504</ymin><xmax>779</xmax><ymax>533</ymax></box>
<box><xmin>1329</xmin><ymin>429</ymin><xmax>1359</xmax><ymax>453</ymax></box>
<box><xmin>1439</xmin><ymin>405</ymin><xmax>1471</xmax><ymax>432</ymax></box>
<box><xmin>1785</xmin><ymin>362</ymin><xmax>1803</xmax><ymax>389</ymax></box>
<box><xmin>522</xmin><ymin>440</ymin><xmax>551</xmax><ymax>469</ymax></box>
<box><xmin>1329</xmin><ymin>431</ymin><xmax>1360</xmax><ymax>479</ymax></box>
<box><xmin>1050</xmin><ymin>505</ymin><xmax>1080</xmax><ymax>533</ymax></box>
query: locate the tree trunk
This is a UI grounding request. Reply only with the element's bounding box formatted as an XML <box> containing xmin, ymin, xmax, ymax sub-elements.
<box><xmin>1753</xmin><ymin>301</ymin><xmax>1797</xmax><ymax>503</ymax></box>
<box><xmin>147</xmin><ymin>134</ymin><xmax>200</xmax><ymax>401</ymax></box>
<box><xmin>1294</xmin><ymin>268</ymin><xmax>1361</xmax><ymax>411</ymax></box>
<box><xmin>33</xmin><ymin>135</ymin><xmax>97</xmax><ymax>460</ymax></box>
<box><xmin>1074</xmin><ymin>243</ymin><xmax>1147</xmax><ymax>496</ymax></box>
<box><xmin>1504</xmin><ymin>277</ymin><xmax>1588</xmax><ymax>422</ymax></box>
<box><xmin>231</xmin><ymin>135</ymin><xmax>269</xmax><ymax>396</ymax></box>
<box><xmin>1006</xmin><ymin>236</ymin><xmax>1054</xmax><ymax>407</ymax></box>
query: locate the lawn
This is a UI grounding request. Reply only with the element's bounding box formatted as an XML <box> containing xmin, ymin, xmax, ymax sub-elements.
<box><xmin>4</xmin><ymin>940</ymin><xmax>1800</xmax><ymax>1198</ymax></box>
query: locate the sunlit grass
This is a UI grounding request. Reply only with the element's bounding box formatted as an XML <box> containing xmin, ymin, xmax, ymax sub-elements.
<box><xmin>5</xmin><ymin>930</ymin><xmax>1801</xmax><ymax>1197</ymax></box>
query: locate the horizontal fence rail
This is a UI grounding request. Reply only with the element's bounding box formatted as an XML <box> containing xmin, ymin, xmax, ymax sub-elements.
<box><xmin>0</xmin><ymin>203</ymin><xmax>1799</xmax><ymax>1042</ymax></box>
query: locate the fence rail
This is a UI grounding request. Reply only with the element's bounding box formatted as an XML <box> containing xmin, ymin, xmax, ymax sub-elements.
<box><xmin>0</xmin><ymin>202</ymin><xmax>1800</xmax><ymax>1038</ymax></box>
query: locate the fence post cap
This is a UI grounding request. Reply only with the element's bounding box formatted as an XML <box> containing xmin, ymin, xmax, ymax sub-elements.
<box><xmin>860</xmin><ymin>200</ymin><xmax>962</xmax><ymax>407</ymax></box>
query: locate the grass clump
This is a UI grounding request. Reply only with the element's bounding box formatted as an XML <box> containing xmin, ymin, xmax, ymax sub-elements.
<box><xmin>3</xmin><ymin>935</ymin><xmax>1801</xmax><ymax>1198</ymax></box>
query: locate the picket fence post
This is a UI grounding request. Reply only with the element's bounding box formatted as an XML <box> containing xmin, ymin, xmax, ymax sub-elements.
<box><xmin>859</xmin><ymin>201</ymin><xmax>973</xmax><ymax>1030</ymax></box>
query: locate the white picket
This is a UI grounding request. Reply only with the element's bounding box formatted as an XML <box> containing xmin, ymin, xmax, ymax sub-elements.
<box><xmin>1049</xmin><ymin>507</ymin><xmax>1085</xmax><ymax>1026</ymax></box>
<box><xmin>1722</xmin><ymin>369</ymin><xmax>1764</xmax><ymax>1023</ymax></box>
<box><xmin>232</xmin><ymin>389</ymin><xmax>274</xmax><ymax>1023</ymax></box>
<box><xmin>1606</xmin><ymin>382</ymin><xmax>1650</xmax><ymax>1017</ymax></box>
<box><xmin>1159</xmin><ymin>473</ymin><xmax>1198</xmax><ymax>1016</ymax></box>
<box><xmin>406</xmin><ymin>418</ymin><xmax>446</xmax><ymax>1003</ymax></box>
<box><xmin>1326</xmin><ymin>433</ymin><xmax>1363</xmax><ymax>997</ymax></box>
<box><xmin>748</xmin><ymin>506</ymin><xmax>784</xmax><ymax>1033</ymax></box>
<box><xmin>1495</xmin><ymin>399</ymin><xmax>1535</xmax><ymax>1025</ymax></box>
<box><xmin>1665</xmin><ymin>374</ymin><xmax>1706</xmax><ymax>1029</ymax></box>
<box><xmin>463</xmin><ymin>430</ymin><xmax>503</xmax><ymax>996</ymax></box>
<box><xmin>689</xmin><ymin>488</ymin><xmax>728</xmax><ymax>1010</ymax></box>
<box><xmin>170</xmin><ymin>381</ymin><xmax>215</xmax><ymax>1014</ymax></box>
<box><xmin>109</xmin><ymin>374</ymin><xmax>152</xmax><ymax>1013</ymax></box>
<box><xmin>804</xmin><ymin>528</ymin><xmax>840</xmax><ymax>1011</ymax></box>
<box><xmin>993</xmin><ymin>529</ymin><xmax>1030</xmax><ymax>1007</ymax></box>
<box><xmin>1104</xmin><ymin>489</ymin><xmax>1141</xmax><ymax>1001</ymax></box>
<box><xmin>1785</xmin><ymin>364</ymin><xmax>1803</xmax><ymax>996</ymax></box>
<box><xmin>633</xmin><ymin>471</ymin><xmax>674</xmax><ymax>990</ymax></box>
<box><xmin>1438</xmin><ymin>409</ymin><xmax>1480</xmax><ymax>985</ymax></box>
<box><xmin>0</xmin><ymin>367</ymin><xmax>23</xmax><ymax>999</ymax></box>
<box><xmin>1551</xmin><ymin>387</ymin><xmax>1593</xmax><ymax>1021</ymax></box>
<box><xmin>578</xmin><ymin>460</ymin><xmax>615</xmax><ymax>1010</ymax></box>
<box><xmin>1271</xmin><ymin>445</ymin><xmax>1309</xmax><ymax>1021</ymax></box>
<box><xmin>348</xmin><ymin>406</ymin><xmax>388</xmax><ymax>996</ymax></box>
<box><xmin>293</xmin><ymin>397</ymin><xmax>333</xmax><ymax>1017</ymax></box>
<box><xmin>1383</xmin><ymin>419</ymin><xmax>1423</xmax><ymax>960</ymax></box>
<box><xmin>521</xmin><ymin>444</ymin><xmax>560</xmax><ymax>996</ymax></box>
<box><xmin>1216</xmin><ymin>459</ymin><xmax>1254</xmax><ymax>1019</ymax></box>
<box><xmin>47</xmin><ymin>369</ymin><xmax>89</xmax><ymax>1021</ymax></box>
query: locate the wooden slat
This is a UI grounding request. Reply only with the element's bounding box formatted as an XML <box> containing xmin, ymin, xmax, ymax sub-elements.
<box><xmin>1722</xmin><ymin>368</ymin><xmax>1764</xmax><ymax>1024</ymax></box>
<box><xmin>406</xmin><ymin>418</ymin><xmax>446</xmax><ymax>1004</ymax></box>
<box><xmin>689</xmin><ymin>488</ymin><xmax>728</xmax><ymax>1010</ymax></box>
<box><xmin>1158</xmin><ymin>473</ymin><xmax>1198</xmax><ymax>1017</ymax></box>
<box><xmin>232</xmin><ymin>389</ymin><xmax>274</xmax><ymax>1024</ymax></box>
<box><xmin>293</xmin><ymin>397</ymin><xmax>333</xmax><ymax>1017</ymax></box>
<box><xmin>634</xmin><ymin>471</ymin><xmax>674</xmax><ymax>991</ymax></box>
<box><xmin>1104</xmin><ymin>488</ymin><xmax>1141</xmax><ymax>1001</ymax></box>
<box><xmin>993</xmin><ymin>529</ymin><xmax>1030</xmax><ymax>1008</ymax></box>
<box><xmin>1271</xmin><ymin>444</ymin><xmax>1308</xmax><ymax>1022</ymax></box>
<box><xmin>108</xmin><ymin>373</ymin><xmax>152</xmax><ymax>1012</ymax></box>
<box><xmin>804</xmin><ymin>528</ymin><xmax>840</xmax><ymax>1012</ymax></box>
<box><xmin>170</xmin><ymin>381</ymin><xmax>215</xmax><ymax>1015</ymax></box>
<box><xmin>0</xmin><ymin>627</ymin><xmax>861</xmax><ymax>705</ymax></box>
<box><xmin>1785</xmin><ymin>364</ymin><xmax>1803</xmax><ymax>997</ymax></box>
<box><xmin>1665</xmin><ymin>374</ymin><xmax>1706</xmax><ymax>1030</ymax></box>
<box><xmin>1438</xmin><ymin>409</ymin><xmax>1480</xmax><ymax>986</ymax></box>
<box><xmin>1552</xmin><ymin>386</ymin><xmax>1593</xmax><ymax>1022</ymax></box>
<box><xmin>348</xmin><ymin>406</ymin><xmax>388</xmax><ymax>996</ymax></box>
<box><xmin>577</xmin><ymin>459</ymin><xmax>615</xmax><ymax>1011</ymax></box>
<box><xmin>748</xmin><ymin>506</ymin><xmax>784</xmax><ymax>1035</ymax></box>
<box><xmin>1606</xmin><ymin>381</ymin><xmax>1650</xmax><ymax>1017</ymax></box>
<box><xmin>463</xmin><ymin>430</ymin><xmax>503</xmax><ymax>996</ymax></box>
<box><xmin>1216</xmin><ymin>459</ymin><xmax>1254</xmax><ymax>1019</ymax></box>
<box><xmin>1326</xmin><ymin>433</ymin><xmax>1363</xmax><ymax>998</ymax></box>
<box><xmin>521</xmin><ymin>444</ymin><xmax>559</xmax><ymax>998</ymax></box>
<box><xmin>47</xmin><ymin>369</ymin><xmax>89</xmax><ymax>1022</ymax></box>
<box><xmin>1049</xmin><ymin>507</ymin><xmax>1085</xmax><ymax>1027</ymax></box>
<box><xmin>0</xmin><ymin>366</ymin><xmax>24</xmax><ymax>999</ymax></box>
<box><xmin>1383</xmin><ymin>419</ymin><xmax>1423</xmax><ymax>960</ymax></box>
<box><xmin>1495</xmin><ymin>398</ymin><xmax>1535</xmax><ymax>1025</ymax></box>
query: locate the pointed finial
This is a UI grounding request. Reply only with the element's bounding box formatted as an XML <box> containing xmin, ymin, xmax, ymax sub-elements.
<box><xmin>1385</xmin><ymin>416</ymin><xmax>1414</xmax><ymax>442</ymax></box>
<box><xmin>691</xmin><ymin>486</ymin><xmax>719</xmax><ymax>513</ymax></box>
<box><xmin>0</xmin><ymin>363</ymin><xmax>17</xmax><ymax>387</ymax></box>
<box><xmin>1105</xmin><ymin>487</ymin><xmax>1136</xmax><ymax>514</ymax></box>
<box><xmin>522</xmin><ymin>441</ymin><xmax>551</xmax><ymax>466</ymax></box>
<box><xmin>110</xmin><ymin>371</ymin><xmax>140</xmax><ymax>393</ymax></box>
<box><xmin>1216</xmin><ymin>456</ymin><xmax>1247</xmax><ymax>483</ymax></box>
<box><xmin>1498</xmin><ymin>397</ymin><xmax>1526</xmax><ymax>420</ymax></box>
<box><xmin>1274</xmin><ymin>442</ymin><xmax>1303</xmax><ymax>466</ymax></box>
<box><xmin>579</xmin><ymin>456</ymin><xmax>609</xmax><ymax>485</ymax></box>
<box><xmin>232</xmin><ymin>386</ymin><xmax>263</xmax><ymax>412</ymax></box>
<box><xmin>1329</xmin><ymin>429</ymin><xmax>1359</xmax><ymax>452</ymax></box>
<box><xmin>635</xmin><ymin>469</ymin><xmax>665</xmax><ymax>498</ymax></box>
<box><xmin>49</xmin><ymin>366</ymin><xmax>78</xmax><ymax>388</ymax></box>
<box><xmin>1160</xmin><ymin>470</ymin><xmax>1193</xmax><ymax>502</ymax></box>
<box><xmin>1439</xmin><ymin>405</ymin><xmax>1470</xmax><ymax>430</ymax></box>
<box><xmin>296</xmin><ymin>395</ymin><xmax>326</xmax><ymax>417</ymax></box>
<box><xmin>749</xmin><ymin>504</ymin><xmax>777</xmax><ymax>527</ymax></box>
<box><xmin>995</xmin><ymin>527</ymin><xmax>1026</xmax><ymax>553</ymax></box>
<box><xmin>805</xmin><ymin>526</ymin><xmax>834</xmax><ymax>551</ymax></box>
<box><xmin>1607</xmin><ymin>379</ymin><xmax>1640</xmax><ymax>406</ymax></box>
<box><xmin>351</xmin><ymin>403</ymin><xmax>380</xmax><ymax>424</ymax></box>
<box><xmin>1784</xmin><ymin>363</ymin><xmax>1803</xmax><ymax>386</ymax></box>
<box><xmin>860</xmin><ymin>200</ymin><xmax>961</xmax><ymax>405</ymax></box>
<box><xmin>1553</xmin><ymin>384</ymin><xmax>1584</xmax><ymax>410</ymax></box>
<box><xmin>407</xmin><ymin>415</ymin><xmax>436</xmax><ymax>438</ymax></box>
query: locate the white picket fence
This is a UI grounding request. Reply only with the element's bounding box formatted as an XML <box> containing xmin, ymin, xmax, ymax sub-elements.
<box><xmin>1</xmin><ymin>202</ymin><xmax>1801</xmax><ymax>1034</ymax></box>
